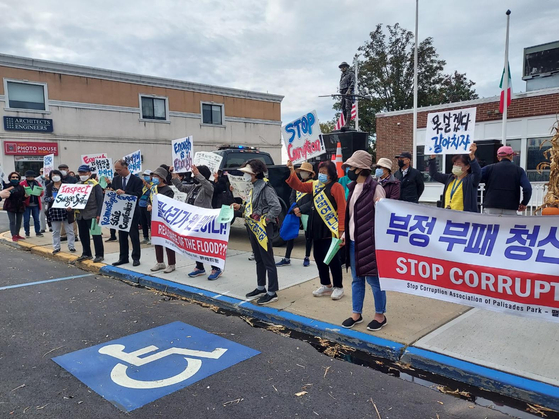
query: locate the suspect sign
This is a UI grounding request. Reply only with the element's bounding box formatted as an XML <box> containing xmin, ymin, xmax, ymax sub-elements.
<box><xmin>52</xmin><ymin>184</ymin><xmax>93</xmax><ymax>209</ymax></box>
<box><xmin>193</xmin><ymin>151</ymin><xmax>223</xmax><ymax>174</ymax></box>
<box><xmin>172</xmin><ymin>136</ymin><xmax>194</xmax><ymax>173</ymax></box>
<box><xmin>100</xmin><ymin>191</ymin><xmax>138</xmax><ymax>232</ymax></box>
<box><xmin>151</xmin><ymin>194</ymin><xmax>231</xmax><ymax>269</ymax></box>
<box><xmin>43</xmin><ymin>154</ymin><xmax>55</xmax><ymax>178</ymax></box>
<box><xmin>227</xmin><ymin>173</ymin><xmax>252</xmax><ymax>202</ymax></box>
<box><xmin>123</xmin><ymin>150</ymin><xmax>142</xmax><ymax>175</ymax></box>
<box><xmin>425</xmin><ymin>107</ymin><xmax>477</xmax><ymax>154</ymax></box>
<box><xmin>281</xmin><ymin>110</ymin><xmax>325</xmax><ymax>164</ymax></box>
<box><xmin>92</xmin><ymin>158</ymin><xmax>114</xmax><ymax>181</ymax></box>
<box><xmin>375</xmin><ymin>199</ymin><xmax>559</xmax><ymax>323</ymax></box>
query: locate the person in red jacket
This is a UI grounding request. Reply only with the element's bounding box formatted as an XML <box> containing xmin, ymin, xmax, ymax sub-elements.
<box><xmin>20</xmin><ymin>170</ymin><xmax>44</xmax><ymax>237</ymax></box>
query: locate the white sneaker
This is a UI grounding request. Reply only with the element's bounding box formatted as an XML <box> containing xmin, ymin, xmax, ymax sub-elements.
<box><xmin>313</xmin><ymin>285</ymin><xmax>333</xmax><ymax>297</ymax></box>
<box><xmin>150</xmin><ymin>263</ymin><xmax>166</xmax><ymax>272</ymax></box>
<box><xmin>331</xmin><ymin>287</ymin><xmax>345</xmax><ymax>300</ymax></box>
<box><xmin>163</xmin><ymin>265</ymin><xmax>176</xmax><ymax>273</ymax></box>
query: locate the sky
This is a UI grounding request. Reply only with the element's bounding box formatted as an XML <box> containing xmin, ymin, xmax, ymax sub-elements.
<box><xmin>0</xmin><ymin>0</ymin><xmax>557</xmax><ymax>125</ymax></box>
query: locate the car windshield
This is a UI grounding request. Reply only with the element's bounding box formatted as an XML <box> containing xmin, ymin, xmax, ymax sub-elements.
<box><xmin>220</xmin><ymin>152</ymin><xmax>273</xmax><ymax>169</ymax></box>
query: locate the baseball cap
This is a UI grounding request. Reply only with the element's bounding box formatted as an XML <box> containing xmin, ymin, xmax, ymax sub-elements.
<box><xmin>497</xmin><ymin>146</ymin><xmax>515</xmax><ymax>156</ymax></box>
<box><xmin>395</xmin><ymin>152</ymin><xmax>412</xmax><ymax>159</ymax></box>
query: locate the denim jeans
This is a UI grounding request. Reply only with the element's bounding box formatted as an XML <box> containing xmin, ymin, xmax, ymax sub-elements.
<box><xmin>24</xmin><ymin>205</ymin><xmax>41</xmax><ymax>235</ymax></box>
<box><xmin>349</xmin><ymin>240</ymin><xmax>386</xmax><ymax>314</ymax></box>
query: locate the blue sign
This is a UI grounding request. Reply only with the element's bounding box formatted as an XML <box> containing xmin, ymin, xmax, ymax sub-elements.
<box><xmin>52</xmin><ymin>321</ymin><xmax>260</xmax><ymax>411</ymax></box>
<box><xmin>3</xmin><ymin>116</ymin><xmax>53</xmax><ymax>132</ymax></box>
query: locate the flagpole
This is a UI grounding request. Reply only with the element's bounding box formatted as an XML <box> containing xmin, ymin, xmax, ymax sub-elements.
<box><xmin>412</xmin><ymin>0</ymin><xmax>419</xmax><ymax>168</ymax></box>
<box><xmin>501</xmin><ymin>9</ymin><xmax>511</xmax><ymax>144</ymax></box>
<box><xmin>354</xmin><ymin>57</ymin><xmax>359</xmax><ymax>131</ymax></box>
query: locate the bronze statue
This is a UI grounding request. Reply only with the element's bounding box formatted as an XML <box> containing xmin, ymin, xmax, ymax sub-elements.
<box><xmin>339</xmin><ymin>61</ymin><xmax>355</xmax><ymax>129</ymax></box>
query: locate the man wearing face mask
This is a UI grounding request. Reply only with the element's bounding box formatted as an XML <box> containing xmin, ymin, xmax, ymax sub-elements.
<box><xmin>394</xmin><ymin>152</ymin><xmax>424</xmax><ymax>203</ymax></box>
<box><xmin>58</xmin><ymin>164</ymin><xmax>78</xmax><ymax>184</ymax></box>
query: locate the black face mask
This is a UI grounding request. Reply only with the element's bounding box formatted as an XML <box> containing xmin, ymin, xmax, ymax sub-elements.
<box><xmin>397</xmin><ymin>160</ymin><xmax>405</xmax><ymax>168</ymax></box>
<box><xmin>347</xmin><ymin>169</ymin><xmax>359</xmax><ymax>181</ymax></box>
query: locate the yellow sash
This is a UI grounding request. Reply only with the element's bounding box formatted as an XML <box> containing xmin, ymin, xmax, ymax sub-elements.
<box><xmin>296</xmin><ymin>190</ymin><xmax>307</xmax><ymax>202</ymax></box>
<box><xmin>244</xmin><ymin>189</ymin><xmax>268</xmax><ymax>250</ymax></box>
<box><xmin>312</xmin><ymin>181</ymin><xmax>339</xmax><ymax>238</ymax></box>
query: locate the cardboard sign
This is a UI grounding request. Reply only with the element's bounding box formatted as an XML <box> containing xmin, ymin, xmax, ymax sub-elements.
<box><xmin>123</xmin><ymin>150</ymin><xmax>142</xmax><ymax>175</ymax></box>
<box><xmin>227</xmin><ymin>173</ymin><xmax>252</xmax><ymax>202</ymax></box>
<box><xmin>193</xmin><ymin>151</ymin><xmax>223</xmax><ymax>174</ymax></box>
<box><xmin>172</xmin><ymin>137</ymin><xmax>194</xmax><ymax>173</ymax></box>
<box><xmin>281</xmin><ymin>110</ymin><xmax>325</xmax><ymax>164</ymax></box>
<box><xmin>81</xmin><ymin>153</ymin><xmax>108</xmax><ymax>167</ymax></box>
<box><xmin>91</xmin><ymin>158</ymin><xmax>114</xmax><ymax>181</ymax></box>
<box><xmin>100</xmin><ymin>191</ymin><xmax>138</xmax><ymax>232</ymax></box>
<box><xmin>43</xmin><ymin>154</ymin><xmax>55</xmax><ymax>178</ymax></box>
<box><xmin>52</xmin><ymin>184</ymin><xmax>93</xmax><ymax>209</ymax></box>
<box><xmin>425</xmin><ymin>107</ymin><xmax>477</xmax><ymax>154</ymax></box>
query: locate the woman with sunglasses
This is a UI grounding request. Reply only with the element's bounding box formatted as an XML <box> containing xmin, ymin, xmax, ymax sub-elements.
<box><xmin>2</xmin><ymin>172</ymin><xmax>27</xmax><ymax>241</ymax></box>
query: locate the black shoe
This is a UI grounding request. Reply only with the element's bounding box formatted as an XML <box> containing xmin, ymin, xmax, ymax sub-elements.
<box><xmin>245</xmin><ymin>288</ymin><xmax>267</xmax><ymax>300</ymax></box>
<box><xmin>69</xmin><ymin>248</ymin><xmax>76</xmax><ymax>253</ymax></box>
<box><xmin>52</xmin><ymin>249</ymin><xmax>60</xmax><ymax>255</ymax></box>
<box><xmin>367</xmin><ymin>316</ymin><xmax>387</xmax><ymax>331</ymax></box>
<box><xmin>112</xmin><ymin>259</ymin><xmax>129</xmax><ymax>266</ymax></box>
<box><xmin>36</xmin><ymin>233</ymin><xmax>44</xmax><ymax>237</ymax></box>
<box><xmin>93</xmin><ymin>257</ymin><xmax>104</xmax><ymax>263</ymax></box>
<box><xmin>132</xmin><ymin>260</ymin><xmax>140</xmax><ymax>267</ymax></box>
<box><xmin>342</xmin><ymin>315</ymin><xmax>363</xmax><ymax>329</ymax></box>
<box><xmin>25</xmin><ymin>233</ymin><xmax>30</xmax><ymax>238</ymax></box>
<box><xmin>257</xmin><ymin>293</ymin><xmax>278</xmax><ymax>305</ymax></box>
<box><xmin>76</xmin><ymin>255</ymin><xmax>92</xmax><ymax>262</ymax></box>
<box><xmin>105</xmin><ymin>237</ymin><xmax>117</xmax><ymax>242</ymax></box>
<box><xmin>40</xmin><ymin>230</ymin><xmax>46</xmax><ymax>233</ymax></box>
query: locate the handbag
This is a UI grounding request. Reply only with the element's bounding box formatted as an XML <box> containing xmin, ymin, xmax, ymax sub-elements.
<box><xmin>279</xmin><ymin>202</ymin><xmax>300</xmax><ymax>241</ymax></box>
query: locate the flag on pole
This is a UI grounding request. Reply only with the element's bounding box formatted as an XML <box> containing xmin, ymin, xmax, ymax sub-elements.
<box><xmin>334</xmin><ymin>103</ymin><xmax>357</xmax><ymax>130</ymax></box>
<box><xmin>499</xmin><ymin>63</ymin><xmax>512</xmax><ymax>113</ymax></box>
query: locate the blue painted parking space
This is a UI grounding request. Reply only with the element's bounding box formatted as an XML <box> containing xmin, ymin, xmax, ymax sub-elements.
<box><xmin>52</xmin><ymin>321</ymin><xmax>260</xmax><ymax>411</ymax></box>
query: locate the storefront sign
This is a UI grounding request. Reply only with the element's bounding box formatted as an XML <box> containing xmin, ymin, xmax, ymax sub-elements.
<box><xmin>3</xmin><ymin>116</ymin><xmax>53</xmax><ymax>133</ymax></box>
<box><xmin>3</xmin><ymin>141</ymin><xmax>58</xmax><ymax>156</ymax></box>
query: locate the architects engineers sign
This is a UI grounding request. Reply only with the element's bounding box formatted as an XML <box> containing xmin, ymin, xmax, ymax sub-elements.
<box><xmin>3</xmin><ymin>116</ymin><xmax>53</xmax><ymax>132</ymax></box>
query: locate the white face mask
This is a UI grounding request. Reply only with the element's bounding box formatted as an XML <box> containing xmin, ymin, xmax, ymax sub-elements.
<box><xmin>452</xmin><ymin>166</ymin><xmax>465</xmax><ymax>177</ymax></box>
<box><xmin>80</xmin><ymin>175</ymin><xmax>90</xmax><ymax>182</ymax></box>
<box><xmin>52</xmin><ymin>176</ymin><xmax>61</xmax><ymax>182</ymax></box>
<box><xmin>60</xmin><ymin>170</ymin><xmax>68</xmax><ymax>177</ymax></box>
<box><xmin>243</xmin><ymin>173</ymin><xmax>253</xmax><ymax>182</ymax></box>
<box><xmin>300</xmin><ymin>172</ymin><xmax>310</xmax><ymax>180</ymax></box>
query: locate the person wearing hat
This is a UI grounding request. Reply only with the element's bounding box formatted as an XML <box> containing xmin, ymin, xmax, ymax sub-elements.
<box><xmin>232</xmin><ymin>159</ymin><xmax>282</xmax><ymax>304</ymax></box>
<box><xmin>276</xmin><ymin>162</ymin><xmax>315</xmax><ymax>268</ymax></box>
<box><xmin>73</xmin><ymin>165</ymin><xmax>104</xmax><ymax>263</ymax></box>
<box><xmin>339</xmin><ymin>61</ymin><xmax>356</xmax><ymax>129</ymax></box>
<box><xmin>286</xmin><ymin>159</ymin><xmax>346</xmax><ymax>301</ymax></box>
<box><xmin>394</xmin><ymin>151</ymin><xmax>424</xmax><ymax>203</ymax></box>
<box><xmin>147</xmin><ymin>167</ymin><xmax>177</xmax><ymax>273</ymax></box>
<box><xmin>480</xmin><ymin>145</ymin><xmax>532</xmax><ymax>215</ymax></box>
<box><xmin>429</xmin><ymin>143</ymin><xmax>481</xmax><ymax>212</ymax></box>
<box><xmin>139</xmin><ymin>169</ymin><xmax>153</xmax><ymax>244</ymax></box>
<box><xmin>111</xmin><ymin>159</ymin><xmax>144</xmax><ymax>266</ymax></box>
<box><xmin>20</xmin><ymin>170</ymin><xmax>44</xmax><ymax>237</ymax></box>
<box><xmin>340</xmin><ymin>150</ymin><xmax>388</xmax><ymax>330</ymax></box>
<box><xmin>57</xmin><ymin>164</ymin><xmax>78</xmax><ymax>184</ymax></box>
<box><xmin>375</xmin><ymin>157</ymin><xmax>400</xmax><ymax>200</ymax></box>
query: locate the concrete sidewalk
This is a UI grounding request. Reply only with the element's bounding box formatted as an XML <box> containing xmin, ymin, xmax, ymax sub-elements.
<box><xmin>2</xmin><ymin>223</ymin><xmax>558</xmax><ymax>411</ymax></box>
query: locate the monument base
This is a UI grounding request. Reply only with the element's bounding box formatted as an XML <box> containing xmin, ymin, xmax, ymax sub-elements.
<box><xmin>321</xmin><ymin>130</ymin><xmax>369</xmax><ymax>161</ymax></box>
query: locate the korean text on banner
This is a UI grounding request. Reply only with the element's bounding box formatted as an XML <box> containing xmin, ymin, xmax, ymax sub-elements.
<box><xmin>92</xmin><ymin>158</ymin><xmax>114</xmax><ymax>181</ymax></box>
<box><xmin>227</xmin><ymin>173</ymin><xmax>253</xmax><ymax>202</ymax></box>
<box><xmin>100</xmin><ymin>191</ymin><xmax>138</xmax><ymax>232</ymax></box>
<box><xmin>123</xmin><ymin>150</ymin><xmax>142</xmax><ymax>175</ymax></box>
<box><xmin>151</xmin><ymin>194</ymin><xmax>231</xmax><ymax>270</ymax></box>
<box><xmin>425</xmin><ymin>107</ymin><xmax>477</xmax><ymax>155</ymax></box>
<box><xmin>81</xmin><ymin>153</ymin><xmax>108</xmax><ymax>167</ymax></box>
<box><xmin>52</xmin><ymin>184</ymin><xmax>93</xmax><ymax>210</ymax></box>
<box><xmin>172</xmin><ymin>136</ymin><xmax>193</xmax><ymax>173</ymax></box>
<box><xmin>43</xmin><ymin>154</ymin><xmax>55</xmax><ymax>178</ymax></box>
<box><xmin>193</xmin><ymin>151</ymin><xmax>223</xmax><ymax>174</ymax></box>
<box><xmin>281</xmin><ymin>110</ymin><xmax>325</xmax><ymax>164</ymax></box>
<box><xmin>375</xmin><ymin>199</ymin><xmax>559</xmax><ymax>323</ymax></box>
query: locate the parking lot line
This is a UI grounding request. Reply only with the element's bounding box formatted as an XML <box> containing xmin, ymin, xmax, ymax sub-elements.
<box><xmin>0</xmin><ymin>274</ymin><xmax>94</xmax><ymax>291</ymax></box>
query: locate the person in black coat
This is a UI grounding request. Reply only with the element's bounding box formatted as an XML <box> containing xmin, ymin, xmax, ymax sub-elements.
<box><xmin>394</xmin><ymin>152</ymin><xmax>425</xmax><ymax>203</ymax></box>
<box><xmin>111</xmin><ymin>159</ymin><xmax>144</xmax><ymax>266</ymax></box>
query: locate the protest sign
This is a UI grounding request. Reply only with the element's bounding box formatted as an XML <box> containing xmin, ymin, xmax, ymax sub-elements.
<box><xmin>227</xmin><ymin>173</ymin><xmax>253</xmax><ymax>202</ymax></box>
<box><xmin>100</xmin><ymin>191</ymin><xmax>138</xmax><ymax>232</ymax></box>
<box><xmin>43</xmin><ymin>154</ymin><xmax>55</xmax><ymax>178</ymax></box>
<box><xmin>52</xmin><ymin>184</ymin><xmax>93</xmax><ymax>209</ymax></box>
<box><xmin>193</xmin><ymin>151</ymin><xmax>223</xmax><ymax>174</ymax></box>
<box><xmin>172</xmin><ymin>136</ymin><xmax>194</xmax><ymax>173</ymax></box>
<box><xmin>91</xmin><ymin>158</ymin><xmax>114</xmax><ymax>181</ymax></box>
<box><xmin>123</xmin><ymin>150</ymin><xmax>142</xmax><ymax>175</ymax></box>
<box><xmin>425</xmin><ymin>107</ymin><xmax>477</xmax><ymax>155</ymax></box>
<box><xmin>281</xmin><ymin>110</ymin><xmax>325</xmax><ymax>164</ymax></box>
<box><xmin>81</xmin><ymin>153</ymin><xmax>108</xmax><ymax>167</ymax></box>
<box><xmin>151</xmin><ymin>194</ymin><xmax>231</xmax><ymax>269</ymax></box>
<box><xmin>375</xmin><ymin>199</ymin><xmax>559</xmax><ymax>323</ymax></box>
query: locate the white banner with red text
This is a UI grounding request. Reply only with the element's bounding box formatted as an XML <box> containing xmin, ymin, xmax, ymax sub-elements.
<box><xmin>151</xmin><ymin>194</ymin><xmax>231</xmax><ymax>269</ymax></box>
<box><xmin>375</xmin><ymin>199</ymin><xmax>559</xmax><ymax>322</ymax></box>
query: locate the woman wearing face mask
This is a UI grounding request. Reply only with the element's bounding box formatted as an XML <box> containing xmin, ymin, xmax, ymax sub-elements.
<box><xmin>139</xmin><ymin>169</ymin><xmax>153</xmax><ymax>244</ymax></box>
<box><xmin>44</xmin><ymin>170</ymin><xmax>76</xmax><ymax>254</ymax></box>
<box><xmin>286</xmin><ymin>160</ymin><xmax>347</xmax><ymax>300</ymax></box>
<box><xmin>3</xmin><ymin>172</ymin><xmax>27</xmax><ymax>242</ymax></box>
<box><xmin>429</xmin><ymin>143</ymin><xmax>481</xmax><ymax>212</ymax></box>
<box><xmin>375</xmin><ymin>158</ymin><xmax>400</xmax><ymax>199</ymax></box>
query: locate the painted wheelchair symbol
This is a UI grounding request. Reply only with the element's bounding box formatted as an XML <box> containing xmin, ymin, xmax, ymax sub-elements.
<box><xmin>98</xmin><ymin>344</ymin><xmax>228</xmax><ymax>389</ymax></box>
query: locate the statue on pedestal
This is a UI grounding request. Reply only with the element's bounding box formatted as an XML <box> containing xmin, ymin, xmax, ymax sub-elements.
<box><xmin>339</xmin><ymin>61</ymin><xmax>355</xmax><ymax>129</ymax></box>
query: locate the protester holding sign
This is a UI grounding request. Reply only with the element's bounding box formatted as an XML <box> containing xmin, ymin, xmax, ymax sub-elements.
<box><xmin>429</xmin><ymin>143</ymin><xmax>481</xmax><ymax>212</ymax></box>
<box><xmin>232</xmin><ymin>160</ymin><xmax>282</xmax><ymax>304</ymax></box>
<box><xmin>75</xmin><ymin>165</ymin><xmax>104</xmax><ymax>263</ymax></box>
<box><xmin>139</xmin><ymin>169</ymin><xmax>153</xmax><ymax>244</ymax></box>
<box><xmin>44</xmin><ymin>170</ymin><xmax>76</xmax><ymax>254</ymax></box>
<box><xmin>286</xmin><ymin>160</ymin><xmax>346</xmax><ymax>301</ymax></box>
<box><xmin>21</xmin><ymin>171</ymin><xmax>44</xmax><ymax>238</ymax></box>
<box><xmin>3</xmin><ymin>172</ymin><xmax>26</xmax><ymax>242</ymax></box>
<box><xmin>340</xmin><ymin>151</ymin><xmax>388</xmax><ymax>330</ymax></box>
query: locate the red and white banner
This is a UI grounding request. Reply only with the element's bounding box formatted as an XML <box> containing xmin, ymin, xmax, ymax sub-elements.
<box><xmin>375</xmin><ymin>199</ymin><xmax>559</xmax><ymax>322</ymax></box>
<box><xmin>151</xmin><ymin>194</ymin><xmax>231</xmax><ymax>269</ymax></box>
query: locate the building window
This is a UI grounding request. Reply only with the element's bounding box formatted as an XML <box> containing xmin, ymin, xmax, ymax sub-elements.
<box><xmin>526</xmin><ymin>137</ymin><xmax>552</xmax><ymax>182</ymax></box>
<box><xmin>5</xmin><ymin>80</ymin><xmax>47</xmax><ymax>110</ymax></box>
<box><xmin>140</xmin><ymin>96</ymin><xmax>167</xmax><ymax>120</ymax></box>
<box><xmin>202</xmin><ymin>103</ymin><xmax>223</xmax><ymax>125</ymax></box>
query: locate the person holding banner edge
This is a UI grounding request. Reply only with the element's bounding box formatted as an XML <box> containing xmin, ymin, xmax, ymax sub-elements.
<box><xmin>232</xmin><ymin>159</ymin><xmax>282</xmax><ymax>304</ymax></box>
<box><xmin>75</xmin><ymin>165</ymin><xmax>104</xmax><ymax>263</ymax></box>
<box><xmin>44</xmin><ymin>170</ymin><xmax>76</xmax><ymax>254</ymax></box>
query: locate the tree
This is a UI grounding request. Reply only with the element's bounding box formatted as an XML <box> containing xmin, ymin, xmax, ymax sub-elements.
<box><xmin>352</xmin><ymin>23</ymin><xmax>478</xmax><ymax>135</ymax></box>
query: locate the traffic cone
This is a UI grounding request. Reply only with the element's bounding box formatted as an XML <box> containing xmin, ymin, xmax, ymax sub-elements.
<box><xmin>335</xmin><ymin>142</ymin><xmax>344</xmax><ymax>178</ymax></box>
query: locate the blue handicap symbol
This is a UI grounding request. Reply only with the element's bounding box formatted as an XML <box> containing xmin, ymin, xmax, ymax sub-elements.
<box><xmin>52</xmin><ymin>321</ymin><xmax>260</xmax><ymax>411</ymax></box>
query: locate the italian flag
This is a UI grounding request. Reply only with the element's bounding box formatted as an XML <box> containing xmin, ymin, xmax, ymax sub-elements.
<box><xmin>499</xmin><ymin>63</ymin><xmax>512</xmax><ymax>113</ymax></box>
